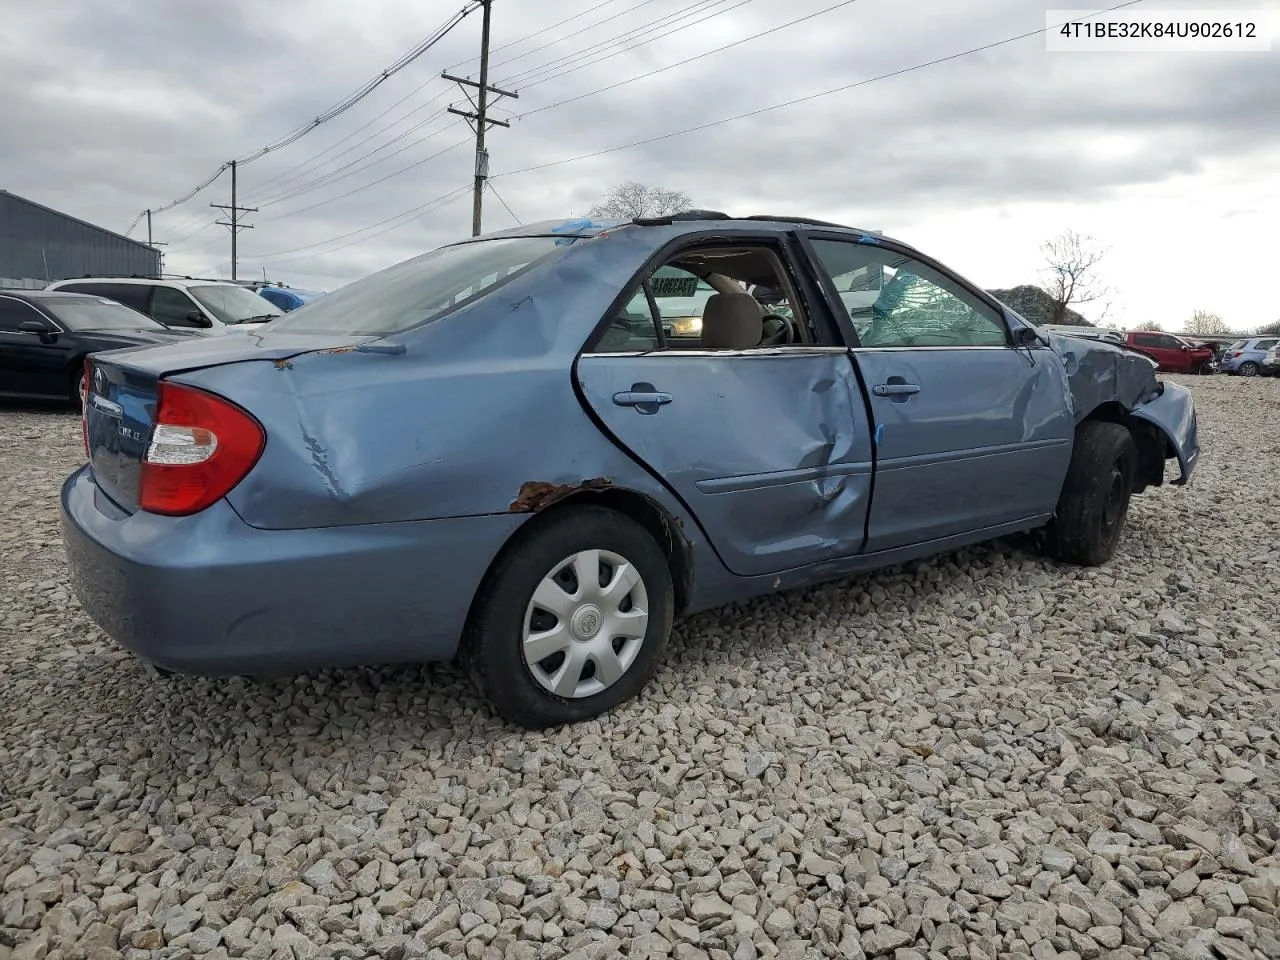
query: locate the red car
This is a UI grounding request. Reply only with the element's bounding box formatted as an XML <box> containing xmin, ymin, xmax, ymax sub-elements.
<box><xmin>1125</xmin><ymin>331</ymin><xmax>1216</xmax><ymax>373</ymax></box>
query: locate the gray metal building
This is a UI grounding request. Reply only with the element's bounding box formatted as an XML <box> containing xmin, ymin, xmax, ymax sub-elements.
<box><xmin>1</xmin><ymin>190</ymin><xmax>160</xmax><ymax>289</ymax></box>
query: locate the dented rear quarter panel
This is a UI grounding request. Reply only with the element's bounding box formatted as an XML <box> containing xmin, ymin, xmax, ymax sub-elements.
<box><xmin>179</xmin><ymin>228</ymin><xmax>676</xmax><ymax>528</ymax></box>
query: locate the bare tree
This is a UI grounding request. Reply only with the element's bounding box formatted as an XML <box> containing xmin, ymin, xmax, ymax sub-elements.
<box><xmin>1134</xmin><ymin>320</ymin><xmax>1162</xmax><ymax>332</ymax></box>
<box><xmin>588</xmin><ymin>181</ymin><xmax>692</xmax><ymax>220</ymax></box>
<box><xmin>1185</xmin><ymin>309</ymin><xmax>1229</xmax><ymax>336</ymax></box>
<box><xmin>1255</xmin><ymin>318</ymin><xmax>1280</xmax><ymax>336</ymax></box>
<box><xmin>1040</xmin><ymin>229</ymin><xmax>1110</xmax><ymax>325</ymax></box>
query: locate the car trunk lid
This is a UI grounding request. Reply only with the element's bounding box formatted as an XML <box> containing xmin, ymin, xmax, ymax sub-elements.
<box><xmin>84</xmin><ymin>333</ymin><xmax>369</xmax><ymax>512</ymax></box>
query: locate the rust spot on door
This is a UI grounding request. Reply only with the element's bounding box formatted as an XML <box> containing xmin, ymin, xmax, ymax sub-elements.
<box><xmin>510</xmin><ymin>478</ymin><xmax>612</xmax><ymax>513</ymax></box>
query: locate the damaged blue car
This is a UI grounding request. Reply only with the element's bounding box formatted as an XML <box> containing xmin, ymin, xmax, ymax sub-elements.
<box><xmin>61</xmin><ymin>212</ymin><xmax>1199</xmax><ymax>728</ymax></box>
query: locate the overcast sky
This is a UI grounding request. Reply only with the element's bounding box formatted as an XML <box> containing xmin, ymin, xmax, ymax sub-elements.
<box><xmin>3</xmin><ymin>0</ymin><xmax>1277</xmax><ymax>330</ymax></box>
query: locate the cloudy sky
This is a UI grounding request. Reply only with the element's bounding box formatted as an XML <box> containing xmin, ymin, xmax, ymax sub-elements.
<box><xmin>3</xmin><ymin>0</ymin><xmax>1278</xmax><ymax>331</ymax></box>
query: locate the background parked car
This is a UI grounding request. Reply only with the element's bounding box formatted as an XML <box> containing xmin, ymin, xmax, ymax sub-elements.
<box><xmin>46</xmin><ymin>277</ymin><xmax>282</xmax><ymax>332</ymax></box>
<box><xmin>255</xmin><ymin>284</ymin><xmax>325</xmax><ymax>313</ymax></box>
<box><xmin>1262</xmin><ymin>343</ymin><xmax>1280</xmax><ymax>376</ymax></box>
<box><xmin>1221</xmin><ymin>337</ymin><xmax>1280</xmax><ymax>377</ymax></box>
<box><xmin>0</xmin><ymin>290</ymin><xmax>199</xmax><ymax>403</ymax></box>
<box><xmin>1124</xmin><ymin>330</ymin><xmax>1216</xmax><ymax>373</ymax></box>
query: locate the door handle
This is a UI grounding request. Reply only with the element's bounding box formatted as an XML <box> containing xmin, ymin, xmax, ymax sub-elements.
<box><xmin>872</xmin><ymin>382</ymin><xmax>921</xmax><ymax>397</ymax></box>
<box><xmin>613</xmin><ymin>382</ymin><xmax>672</xmax><ymax>414</ymax></box>
<box><xmin>614</xmin><ymin>391</ymin><xmax>672</xmax><ymax>406</ymax></box>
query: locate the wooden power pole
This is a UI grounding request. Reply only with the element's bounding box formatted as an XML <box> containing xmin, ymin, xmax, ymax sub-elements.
<box><xmin>211</xmin><ymin>160</ymin><xmax>257</xmax><ymax>281</ymax></box>
<box><xmin>444</xmin><ymin>0</ymin><xmax>517</xmax><ymax>237</ymax></box>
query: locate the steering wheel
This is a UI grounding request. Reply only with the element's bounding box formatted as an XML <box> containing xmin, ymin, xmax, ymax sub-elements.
<box><xmin>759</xmin><ymin>312</ymin><xmax>797</xmax><ymax>347</ymax></box>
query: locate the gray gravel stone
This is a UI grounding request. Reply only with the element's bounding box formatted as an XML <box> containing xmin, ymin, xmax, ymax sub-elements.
<box><xmin>1</xmin><ymin>379</ymin><xmax>1278</xmax><ymax>959</ymax></box>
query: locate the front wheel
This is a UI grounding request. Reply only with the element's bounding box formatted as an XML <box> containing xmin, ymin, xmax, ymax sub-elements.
<box><xmin>466</xmin><ymin>506</ymin><xmax>674</xmax><ymax>729</ymax></box>
<box><xmin>1046</xmin><ymin>421</ymin><xmax>1137</xmax><ymax>567</ymax></box>
<box><xmin>1239</xmin><ymin>361</ymin><xmax>1260</xmax><ymax>377</ymax></box>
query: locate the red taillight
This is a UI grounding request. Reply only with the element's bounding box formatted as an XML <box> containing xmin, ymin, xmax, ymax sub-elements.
<box><xmin>81</xmin><ymin>358</ymin><xmax>91</xmax><ymax>459</ymax></box>
<box><xmin>138</xmin><ymin>382</ymin><xmax>265</xmax><ymax>516</ymax></box>
<box><xmin>1232</xmin><ymin>351</ymin><xmax>1243</xmax><ymax>358</ymax></box>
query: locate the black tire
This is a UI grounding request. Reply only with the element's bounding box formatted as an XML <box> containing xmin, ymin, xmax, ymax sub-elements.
<box><xmin>1047</xmin><ymin>421</ymin><xmax>1137</xmax><ymax>567</ymax></box>
<box><xmin>1239</xmin><ymin>361</ymin><xmax>1259</xmax><ymax>377</ymax></box>
<box><xmin>466</xmin><ymin>506</ymin><xmax>674</xmax><ymax>729</ymax></box>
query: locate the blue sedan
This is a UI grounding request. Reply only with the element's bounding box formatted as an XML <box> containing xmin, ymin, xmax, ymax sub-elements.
<box><xmin>62</xmin><ymin>213</ymin><xmax>1199</xmax><ymax>728</ymax></box>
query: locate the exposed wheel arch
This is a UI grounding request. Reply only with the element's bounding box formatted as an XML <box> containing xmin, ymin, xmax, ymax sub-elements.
<box><xmin>1077</xmin><ymin>401</ymin><xmax>1167</xmax><ymax>494</ymax></box>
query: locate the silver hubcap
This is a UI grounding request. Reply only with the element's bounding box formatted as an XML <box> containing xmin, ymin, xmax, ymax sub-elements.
<box><xmin>522</xmin><ymin>549</ymin><xmax>649</xmax><ymax>699</ymax></box>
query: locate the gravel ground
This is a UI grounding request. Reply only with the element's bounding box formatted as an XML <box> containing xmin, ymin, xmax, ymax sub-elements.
<box><xmin>1</xmin><ymin>374</ymin><xmax>1278</xmax><ymax>960</ymax></box>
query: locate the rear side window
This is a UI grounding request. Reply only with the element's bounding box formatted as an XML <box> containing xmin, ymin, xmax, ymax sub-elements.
<box><xmin>59</xmin><ymin>282</ymin><xmax>152</xmax><ymax>313</ymax></box>
<box><xmin>1256</xmin><ymin>339</ymin><xmax>1279</xmax><ymax>351</ymax></box>
<box><xmin>269</xmin><ymin>237</ymin><xmax>572</xmax><ymax>336</ymax></box>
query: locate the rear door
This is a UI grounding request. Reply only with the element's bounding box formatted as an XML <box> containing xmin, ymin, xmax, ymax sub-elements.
<box><xmin>574</xmin><ymin>237</ymin><xmax>874</xmax><ymax>577</ymax></box>
<box><xmin>800</xmin><ymin>234</ymin><xmax>1074</xmax><ymax>553</ymax></box>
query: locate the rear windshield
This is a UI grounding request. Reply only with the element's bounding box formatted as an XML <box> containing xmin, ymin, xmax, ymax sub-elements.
<box><xmin>267</xmin><ymin>237</ymin><xmax>570</xmax><ymax>337</ymax></box>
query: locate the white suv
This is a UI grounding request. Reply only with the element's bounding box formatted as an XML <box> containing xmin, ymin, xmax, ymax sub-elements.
<box><xmin>45</xmin><ymin>277</ymin><xmax>282</xmax><ymax>333</ymax></box>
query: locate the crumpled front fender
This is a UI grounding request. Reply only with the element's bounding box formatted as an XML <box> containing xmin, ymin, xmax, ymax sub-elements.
<box><xmin>1129</xmin><ymin>381</ymin><xmax>1199</xmax><ymax>485</ymax></box>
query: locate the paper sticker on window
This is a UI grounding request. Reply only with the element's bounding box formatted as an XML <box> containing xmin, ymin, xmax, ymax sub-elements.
<box><xmin>651</xmin><ymin>276</ymin><xmax>699</xmax><ymax>298</ymax></box>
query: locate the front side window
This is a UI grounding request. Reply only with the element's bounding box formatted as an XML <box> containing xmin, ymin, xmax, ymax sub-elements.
<box><xmin>269</xmin><ymin>237</ymin><xmax>572</xmax><ymax>337</ymax></box>
<box><xmin>151</xmin><ymin>287</ymin><xmax>202</xmax><ymax>327</ymax></box>
<box><xmin>1256</xmin><ymin>339</ymin><xmax>1279</xmax><ymax>351</ymax></box>
<box><xmin>809</xmin><ymin>240</ymin><xmax>1007</xmax><ymax>348</ymax></box>
<box><xmin>0</xmin><ymin>297</ymin><xmax>44</xmax><ymax>333</ymax></box>
<box><xmin>587</xmin><ymin>243</ymin><xmax>812</xmax><ymax>354</ymax></box>
<box><xmin>188</xmin><ymin>285</ymin><xmax>282</xmax><ymax>325</ymax></box>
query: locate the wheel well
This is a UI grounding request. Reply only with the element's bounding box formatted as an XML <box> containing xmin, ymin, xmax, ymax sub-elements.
<box><xmin>1080</xmin><ymin>402</ymin><xmax>1166</xmax><ymax>492</ymax></box>
<box><xmin>466</xmin><ymin>488</ymin><xmax>694</xmax><ymax>642</ymax></box>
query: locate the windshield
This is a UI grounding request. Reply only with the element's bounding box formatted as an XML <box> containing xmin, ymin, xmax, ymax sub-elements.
<box><xmin>189</xmin><ymin>284</ymin><xmax>283</xmax><ymax>325</ymax></box>
<box><xmin>41</xmin><ymin>297</ymin><xmax>166</xmax><ymax>332</ymax></box>
<box><xmin>268</xmin><ymin>237</ymin><xmax>571</xmax><ymax>336</ymax></box>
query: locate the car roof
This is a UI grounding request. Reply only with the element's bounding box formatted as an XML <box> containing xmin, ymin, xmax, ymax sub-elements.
<box><xmin>463</xmin><ymin>213</ymin><xmax>895</xmax><ymax>244</ymax></box>
<box><xmin>51</xmin><ymin>277</ymin><xmax>245</xmax><ymax>289</ymax></box>
<box><xmin>0</xmin><ymin>289</ymin><xmax>114</xmax><ymax>303</ymax></box>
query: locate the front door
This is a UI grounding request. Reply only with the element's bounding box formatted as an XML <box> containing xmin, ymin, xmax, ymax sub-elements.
<box><xmin>802</xmin><ymin>235</ymin><xmax>1075</xmax><ymax>553</ymax></box>
<box><xmin>574</xmin><ymin>243</ymin><xmax>875</xmax><ymax>577</ymax></box>
<box><xmin>0</xmin><ymin>296</ymin><xmax>68</xmax><ymax>398</ymax></box>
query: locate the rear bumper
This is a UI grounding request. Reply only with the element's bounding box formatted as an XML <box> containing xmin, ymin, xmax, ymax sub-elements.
<box><xmin>60</xmin><ymin>466</ymin><xmax>526</xmax><ymax>677</ymax></box>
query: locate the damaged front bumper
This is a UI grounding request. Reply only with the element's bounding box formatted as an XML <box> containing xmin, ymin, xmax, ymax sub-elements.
<box><xmin>1130</xmin><ymin>380</ymin><xmax>1199</xmax><ymax>484</ymax></box>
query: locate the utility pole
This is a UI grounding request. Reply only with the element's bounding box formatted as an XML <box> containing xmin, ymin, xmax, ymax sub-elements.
<box><xmin>444</xmin><ymin>0</ymin><xmax>517</xmax><ymax>237</ymax></box>
<box><xmin>144</xmin><ymin>209</ymin><xmax>167</xmax><ymax>277</ymax></box>
<box><xmin>211</xmin><ymin>160</ymin><xmax>257</xmax><ymax>281</ymax></box>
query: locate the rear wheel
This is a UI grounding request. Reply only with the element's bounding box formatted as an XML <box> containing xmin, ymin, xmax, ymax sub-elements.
<box><xmin>1046</xmin><ymin>421</ymin><xmax>1137</xmax><ymax>567</ymax></box>
<box><xmin>1239</xmin><ymin>361</ymin><xmax>1259</xmax><ymax>377</ymax></box>
<box><xmin>71</xmin><ymin>369</ymin><xmax>86</xmax><ymax>409</ymax></box>
<box><xmin>466</xmin><ymin>506</ymin><xmax>674</xmax><ymax>729</ymax></box>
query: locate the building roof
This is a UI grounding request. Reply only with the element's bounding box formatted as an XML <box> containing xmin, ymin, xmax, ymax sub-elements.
<box><xmin>0</xmin><ymin>190</ymin><xmax>155</xmax><ymax>253</ymax></box>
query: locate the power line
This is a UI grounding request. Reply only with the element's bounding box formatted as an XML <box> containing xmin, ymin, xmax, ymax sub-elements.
<box><xmin>514</xmin><ymin>0</ymin><xmax>859</xmax><ymax>119</ymax></box>
<box><xmin>245</xmin><ymin>88</ymin><xmax>453</xmax><ymax>203</ymax></box>
<box><xmin>254</xmin><ymin>131</ymin><xmax>472</xmax><ymax>225</ymax></box>
<box><xmin>493</xmin><ymin>0</ymin><xmax>1147</xmax><ymax>181</ymax></box>
<box><xmin>446</xmin><ymin>0</ymin><xmax>629</xmax><ymax>72</ymax></box>
<box><xmin>129</xmin><ymin>3</ymin><xmax>479</xmax><ymax>233</ymax></box>
<box><xmin>488</xmin><ymin>182</ymin><xmax>523</xmax><ymax>225</ymax></box>
<box><xmin>253</xmin><ymin>109</ymin><xmax>454</xmax><ymax>209</ymax></box>
<box><xmin>485</xmin><ymin>0</ymin><xmax>667</xmax><ymax>74</ymax></box>
<box><xmin>510</xmin><ymin>0</ymin><xmax>758</xmax><ymax>93</ymax></box>
<box><xmin>248</xmin><ymin>185</ymin><xmax>474</xmax><ymax>263</ymax></box>
<box><xmin>497</xmin><ymin>0</ymin><xmax>744</xmax><ymax>89</ymax></box>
